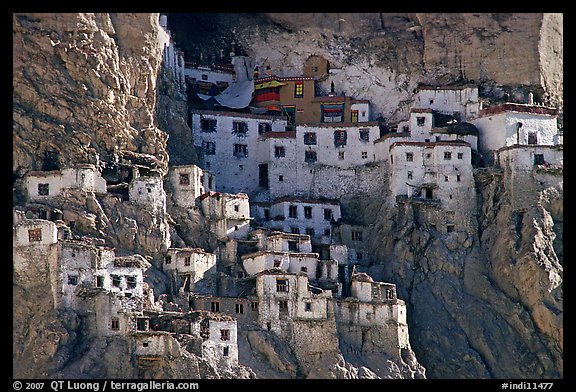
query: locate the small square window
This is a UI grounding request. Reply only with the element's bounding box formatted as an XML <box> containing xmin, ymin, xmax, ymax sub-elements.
<box><xmin>165</xmin><ymin>256</ymin><xmax>172</xmax><ymax>265</ymax></box>
<box><xmin>304</xmin><ymin>206</ymin><xmax>312</xmax><ymax>219</ymax></box>
<box><xmin>184</xmin><ymin>256</ymin><xmax>191</xmax><ymax>267</ymax></box>
<box><xmin>179</xmin><ymin>173</ymin><xmax>190</xmax><ymax>185</ymax></box>
<box><xmin>444</xmin><ymin>152</ymin><xmax>452</xmax><ymax>160</ymax></box>
<box><xmin>68</xmin><ymin>275</ymin><xmax>78</xmax><ymax>285</ymax></box>
<box><xmin>457</xmin><ymin>153</ymin><xmax>463</xmax><ymax>160</ymax></box>
<box><xmin>235</xmin><ymin>303</ymin><xmax>244</xmax><ymax>314</ymax></box>
<box><xmin>276</xmin><ymin>279</ymin><xmax>289</xmax><ymax>292</ymax></box>
<box><xmin>300</xmin><ymin>266</ymin><xmax>308</xmax><ymax>273</ymax></box>
<box><xmin>359</xmin><ymin>129</ymin><xmax>370</xmax><ymax>142</ymax></box>
<box><xmin>28</xmin><ymin>228</ymin><xmax>42</xmax><ymax>242</ymax></box>
<box><xmin>111</xmin><ymin>275</ymin><xmax>121</xmax><ymax>288</ymax></box>
<box><xmin>406</xmin><ymin>152</ymin><xmax>413</xmax><ymax>162</ymax></box>
<box><xmin>251</xmin><ymin>301</ymin><xmax>259</xmax><ymax>311</ymax></box>
<box><xmin>351</xmin><ymin>231</ymin><xmax>363</xmax><ymax>241</ymax></box>
<box><xmin>275</xmin><ymin>146</ymin><xmax>286</xmax><ymax>158</ymax></box>
<box><xmin>278</xmin><ymin>175</ymin><xmax>284</xmax><ymax>182</ymax></box>
<box><xmin>220</xmin><ymin>329</ymin><xmax>230</xmax><ymax>341</ymax></box>
<box><xmin>211</xmin><ymin>301</ymin><xmax>220</xmax><ymax>312</ymax></box>
<box><xmin>407</xmin><ymin>171</ymin><xmax>413</xmax><ymax>180</ymax></box>
<box><xmin>338</xmin><ymin>151</ymin><xmax>345</xmax><ymax>160</ymax></box>
<box><xmin>304</xmin><ymin>132</ymin><xmax>317</xmax><ymax>145</ymax></box>
<box><xmin>305</xmin><ymin>227</ymin><xmax>315</xmax><ymax>237</ymax></box>
<box><xmin>111</xmin><ymin>318</ymin><xmax>120</xmax><ymax>331</ymax></box>
<box><xmin>361</xmin><ymin>151</ymin><xmax>368</xmax><ymax>159</ymax></box>
<box><xmin>305</xmin><ymin>302</ymin><xmax>312</xmax><ymax>311</ymax></box>
<box><xmin>38</xmin><ymin>183</ymin><xmax>49</xmax><ymax>196</ymax></box>
<box><xmin>456</xmin><ymin>175</ymin><xmax>461</xmax><ymax>182</ymax></box>
<box><xmin>289</xmin><ymin>205</ymin><xmax>298</xmax><ymax>218</ymax></box>
<box><xmin>444</xmin><ymin>176</ymin><xmax>449</xmax><ymax>182</ymax></box>
<box><xmin>305</xmin><ymin>150</ymin><xmax>317</xmax><ymax>163</ymax></box>
<box><xmin>416</xmin><ymin>117</ymin><xmax>425</xmax><ymax>126</ymax></box>
<box><xmin>324</xmin><ymin>228</ymin><xmax>331</xmax><ymax>236</ymax></box>
<box><xmin>279</xmin><ymin>300</ymin><xmax>289</xmax><ymax>310</ymax></box>
<box><xmin>126</xmin><ymin>276</ymin><xmax>137</xmax><ymax>289</ymax></box>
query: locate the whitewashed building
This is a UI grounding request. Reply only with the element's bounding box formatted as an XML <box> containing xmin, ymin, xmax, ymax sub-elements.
<box><xmin>158</xmin><ymin>14</ymin><xmax>186</xmax><ymax>96</ymax></box>
<box><xmin>128</xmin><ymin>175</ymin><xmax>167</xmax><ymax>214</ymax></box>
<box><xmin>25</xmin><ymin>164</ymin><xmax>107</xmax><ymax>202</ymax></box>
<box><xmin>198</xmin><ymin>191</ymin><xmax>251</xmax><ymax>239</ymax></box>
<box><xmin>255</xmin><ymin>270</ymin><xmax>333</xmax><ymax>338</ymax></box>
<box><xmin>242</xmin><ymin>250</ymin><xmax>320</xmax><ymax>280</ymax></box>
<box><xmin>14</xmin><ymin>218</ymin><xmax>58</xmax><ymax>247</ymax></box>
<box><xmin>471</xmin><ymin>103</ymin><xmax>561</xmax><ymax>164</ymax></box>
<box><xmin>251</xmin><ymin>197</ymin><xmax>341</xmax><ymax>243</ymax></box>
<box><xmin>163</xmin><ymin>247</ymin><xmax>217</xmax><ymax>294</ymax></box>
<box><xmin>168</xmin><ymin>164</ymin><xmax>215</xmax><ymax>209</ymax></box>
<box><xmin>413</xmin><ymin>85</ymin><xmax>480</xmax><ymax>120</ymax></box>
<box><xmin>191</xmin><ymin>109</ymin><xmax>288</xmax><ymax>195</ymax></box>
<box><xmin>251</xmin><ymin>231</ymin><xmax>314</xmax><ymax>254</ymax></box>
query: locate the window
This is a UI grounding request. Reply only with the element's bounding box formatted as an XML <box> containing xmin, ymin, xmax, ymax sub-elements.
<box><xmin>235</xmin><ymin>303</ymin><xmax>244</xmax><ymax>314</ymax></box>
<box><xmin>528</xmin><ymin>132</ymin><xmax>538</xmax><ymax>145</ymax></box>
<box><xmin>274</xmin><ymin>146</ymin><xmax>286</xmax><ymax>158</ymax></box>
<box><xmin>126</xmin><ymin>276</ymin><xmax>137</xmax><ymax>289</ymax></box>
<box><xmin>179</xmin><ymin>173</ymin><xmax>190</xmax><ymax>186</ymax></box>
<box><xmin>201</xmin><ymin>74</ymin><xmax>208</xmax><ymax>81</ymax></box>
<box><xmin>258</xmin><ymin>122</ymin><xmax>272</xmax><ymax>134</ymax></box>
<box><xmin>294</xmin><ymin>82</ymin><xmax>304</xmax><ymax>98</ymax></box>
<box><xmin>263</xmin><ymin>209</ymin><xmax>270</xmax><ymax>220</ymax></box>
<box><xmin>276</xmin><ymin>279</ymin><xmax>289</xmax><ymax>292</ymax></box>
<box><xmin>361</xmin><ymin>151</ymin><xmax>368</xmax><ymax>159</ymax></box>
<box><xmin>291</xmin><ymin>227</ymin><xmax>300</xmax><ymax>234</ymax></box>
<box><xmin>274</xmin><ymin>260</ymin><xmax>281</xmax><ymax>268</ymax></box>
<box><xmin>232</xmin><ymin>121</ymin><xmax>248</xmax><ymax>135</ymax></box>
<box><xmin>305</xmin><ymin>150</ymin><xmax>317</xmax><ymax>163</ymax></box>
<box><xmin>211</xmin><ymin>301</ymin><xmax>220</xmax><ymax>312</ymax></box>
<box><xmin>446</xmin><ymin>225</ymin><xmax>455</xmax><ymax>233</ymax></box>
<box><xmin>351</xmin><ymin>231</ymin><xmax>363</xmax><ymax>241</ymax></box>
<box><xmin>96</xmin><ymin>276</ymin><xmax>104</xmax><ymax>288</ymax></box>
<box><xmin>304</xmin><ymin>206</ymin><xmax>312</xmax><ymax>219</ymax></box>
<box><xmin>390</xmin><ymin>155</ymin><xmax>393</xmax><ymax>164</ymax></box>
<box><xmin>165</xmin><ymin>256</ymin><xmax>172</xmax><ymax>265</ymax></box>
<box><xmin>429</xmin><ymin>99</ymin><xmax>434</xmax><ymax>105</ymax></box>
<box><xmin>220</xmin><ymin>329</ymin><xmax>230</xmax><ymax>341</ymax></box>
<box><xmin>288</xmin><ymin>240</ymin><xmax>299</xmax><ymax>251</ymax></box>
<box><xmin>251</xmin><ymin>301</ymin><xmax>259</xmax><ymax>311</ymax></box>
<box><xmin>279</xmin><ymin>300</ymin><xmax>289</xmax><ymax>311</ymax></box>
<box><xmin>338</xmin><ymin>151</ymin><xmax>345</xmax><ymax>160</ymax></box>
<box><xmin>300</xmin><ymin>267</ymin><xmax>308</xmax><ymax>273</ymax></box>
<box><xmin>322</xmin><ymin>105</ymin><xmax>344</xmax><ymax>123</ymax></box>
<box><xmin>184</xmin><ymin>256</ymin><xmax>191</xmax><ymax>267</ymax></box>
<box><xmin>305</xmin><ymin>302</ymin><xmax>312</xmax><ymax>312</ymax></box>
<box><xmin>444</xmin><ymin>152</ymin><xmax>452</xmax><ymax>160</ymax></box>
<box><xmin>324</xmin><ymin>228</ymin><xmax>331</xmax><ymax>236</ymax></box>
<box><xmin>137</xmin><ymin>318</ymin><xmax>149</xmax><ymax>331</ymax></box>
<box><xmin>425</xmin><ymin>139</ymin><xmax>430</xmax><ymax>143</ymax></box>
<box><xmin>28</xmin><ymin>228</ymin><xmax>42</xmax><ymax>242</ymax></box>
<box><xmin>406</xmin><ymin>152</ymin><xmax>413</xmax><ymax>162</ymax></box>
<box><xmin>204</xmin><ymin>141</ymin><xmax>216</xmax><ymax>155</ymax></box>
<box><xmin>38</xmin><ymin>183</ymin><xmax>49</xmax><ymax>196</ymax></box>
<box><xmin>357</xmin><ymin>252</ymin><xmax>363</xmax><ymax>260</ymax></box>
<box><xmin>323</xmin><ymin>209</ymin><xmax>333</xmax><ymax>221</ymax></box>
<box><xmin>407</xmin><ymin>171</ymin><xmax>413</xmax><ymax>180</ymax></box>
<box><xmin>289</xmin><ymin>205</ymin><xmax>298</xmax><ymax>218</ymax></box>
<box><xmin>223</xmin><ymin>346</ymin><xmax>229</xmax><ymax>357</ymax></box>
<box><xmin>201</xmin><ymin>118</ymin><xmax>217</xmax><ymax>131</ymax></box>
<box><xmin>111</xmin><ymin>318</ymin><xmax>120</xmax><ymax>331</ymax></box>
<box><xmin>457</xmin><ymin>152</ymin><xmax>463</xmax><ymax>160</ymax></box>
<box><xmin>534</xmin><ymin>154</ymin><xmax>545</xmax><ymax>165</ymax></box>
<box><xmin>233</xmin><ymin>144</ymin><xmax>248</xmax><ymax>157</ymax></box>
<box><xmin>456</xmin><ymin>175</ymin><xmax>461</xmax><ymax>182</ymax></box>
<box><xmin>304</xmin><ymin>132</ymin><xmax>317</xmax><ymax>145</ymax></box>
<box><xmin>111</xmin><ymin>275</ymin><xmax>121</xmax><ymax>288</ymax></box>
<box><xmin>334</xmin><ymin>130</ymin><xmax>347</xmax><ymax>146</ymax></box>
<box><xmin>305</xmin><ymin>227</ymin><xmax>315</xmax><ymax>237</ymax></box>
<box><xmin>402</xmin><ymin>125</ymin><xmax>409</xmax><ymax>133</ymax></box>
<box><xmin>312</xmin><ymin>66</ymin><xmax>318</xmax><ymax>73</ymax></box>
<box><xmin>278</xmin><ymin>175</ymin><xmax>284</xmax><ymax>182</ymax></box>
<box><xmin>68</xmin><ymin>275</ymin><xmax>78</xmax><ymax>285</ymax></box>
<box><xmin>416</xmin><ymin>117</ymin><xmax>425</xmax><ymax>126</ymax></box>
<box><xmin>444</xmin><ymin>176</ymin><xmax>449</xmax><ymax>182</ymax></box>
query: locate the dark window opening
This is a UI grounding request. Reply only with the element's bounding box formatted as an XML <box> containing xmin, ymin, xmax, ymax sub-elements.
<box><xmin>137</xmin><ymin>318</ymin><xmax>149</xmax><ymax>331</ymax></box>
<box><xmin>324</xmin><ymin>228</ymin><xmax>331</xmax><ymax>236</ymax></box>
<box><xmin>96</xmin><ymin>276</ymin><xmax>104</xmax><ymax>288</ymax></box>
<box><xmin>68</xmin><ymin>275</ymin><xmax>78</xmax><ymax>285</ymax></box>
<box><xmin>291</xmin><ymin>227</ymin><xmax>300</xmax><ymax>234</ymax></box>
<box><xmin>126</xmin><ymin>276</ymin><xmax>137</xmax><ymax>289</ymax></box>
<box><xmin>301</xmin><ymin>267</ymin><xmax>308</xmax><ymax>273</ymax></box>
<box><xmin>276</xmin><ymin>279</ymin><xmax>289</xmax><ymax>292</ymax></box>
<box><xmin>456</xmin><ymin>175</ymin><xmax>461</xmax><ymax>182</ymax></box>
<box><xmin>359</xmin><ymin>129</ymin><xmax>370</xmax><ymax>142</ymax></box>
<box><xmin>273</xmin><ymin>260</ymin><xmax>282</xmax><ymax>268</ymax></box>
<box><xmin>305</xmin><ymin>150</ymin><xmax>317</xmax><ymax>163</ymax></box>
<box><xmin>201</xmin><ymin>118</ymin><xmax>217</xmax><ymax>132</ymax></box>
<box><xmin>223</xmin><ymin>346</ymin><xmax>229</xmax><ymax>357</ymax></box>
<box><xmin>323</xmin><ymin>209</ymin><xmax>333</xmax><ymax>221</ymax></box>
<box><xmin>28</xmin><ymin>228</ymin><xmax>42</xmax><ymax>242</ymax></box>
<box><xmin>416</xmin><ymin>117</ymin><xmax>425</xmax><ymax>126</ymax></box>
<box><xmin>447</xmin><ymin>225</ymin><xmax>455</xmax><ymax>233</ymax></box>
<box><xmin>204</xmin><ymin>141</ymin><xmax>216</xmax><ymax>155</ymax></box>
<box><xmin>305</xmin><ymin>302</ymin><xmax>312</xmax><ymax>311</ymax></box>
<box><xmin>288</xmin><ymin>240</ymin><xmax>299</xmax><ymax>252</ymax></box>
<box><xmin>263</xmin><ymin>209</ymin><xmax>270</xmax><ymax>220</ymax></box>
<box><xmin>233</xmin><ymin>144</ymin><xmax>248</xmax><ymax>157</ymax></box>
<box><xmin>351</xmin><ymin>231</ymin><xmax>363</xmax><ymax>241</ymax></box>
<box><xmin>111</xmin><ymin>318</ymin><xmax>119</xmax><ymax>331</ymax></box>
<box><xmin>220</xmin><ymin>329</ymin><xmax>230</xmax><ymax>341</ymax></box>
<box><xmin>534</xmin><ymin>154</ymin><xmax>545</xmax><ymax>165</ymax></box>
<box><xmin>279</xmin><ymin>300</ymin><xmax>289</xmax><ymax>311</ymax></box>
<box><xmin>304</xmin><ymin>132</ymin><xmax>317</xmax><ymax>145</ymax></box>
<box><xmin>111</xmin><ymin>275</ymin><xmax>121</xmax><ymax>288</ymax></box>
<box><xmin>278</xmin><ymin>175</ymin><xmax>284</xmax><ymax>182</ymax></box>
<box><xmin>444</xmin><ymin>152</ymin><xmax>452</xmax><ymax>160</ymax></box>
<box><xmin>259</xmin><ymin>164</ymin><xmax>269</xmax><ymax>189</ymax></box>
<box><xmin>179</xmin><ymin>173</ymin><xmax>190</xmax><ymax>185</ymax></box>
<box><xmin>334</xmin><ymin>130</ymin><xmax>347</xmax><ymax>146</ymax></box>
<box><xmin>258</xmin><ymin>122</ymin><xmax>272</xmax><ymax>134</ymax></box>
<box><xmin>165</xmin><ymin>256</ymin><xmax>172</xmax><ymax>265</ymax></box>
<box><xmin>406</xmin><ymin>152</ymin><xmax>413</xmax><ymax>162</ymax></box>
<box><xmin>251</xmin><ymin>301</ymin><xmax>259</xmax><ymax>311</ymax></box>
<box><xmin>184</xmin><ymin>256</ymin><xmax>191</xmax><ymax>267</ymax></box>
<box><xmin>457</xmin><ymin>152</ymin><xmax>463</xmax><ymax>160</ymax></box>
<box><xmin>305</xmin><ymin>228</ymin><xmax>315</xmax><ymax>237</ymax></box>
<box><xmin>304</xmin><ymin>206</ymin><xmax>312</xmax><ymax>219</ymax></box>
<box><xmin>235</xmin><ymin>303</ymin><xmax>244</xmax><ymax>314</ymax></box>
<box><xmin>274</xmin><ymin>146</ymin><xmax>286</xmax><ymax>158</ymax></box>
<box><xmin>289</xmin><ymin>205</ymin><xmax>298</xmax><ymax>218</ymax></box>
<box><xmin>38</xmin><ymin>183</ymin><xmax>50</xmax><ymax>196</ymax></box>
<box><xmin>528</xmin><ymin>132</ymin><xmax>538</xmax><ymax>145</ymax></box>
<box><xmin>211</xmin><ymin>301</ymin><xmax>220</xmax><ymax>312</ymax></box>
<box><xmin>232</xmin><ymin>121</ymin><xmax>248</xmax><ymax>135</ymax></box>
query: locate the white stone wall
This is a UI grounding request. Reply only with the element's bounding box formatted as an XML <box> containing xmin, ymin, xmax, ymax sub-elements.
<box><xmin>243</xmin><ymin>251</ymin><xmax>320</xmax><ymax>279</ymax></box>
<box><xmin>204</xmin><ymin>319</ymin><xmax>238</xmax><ymax>368</ymax></box>
<box><xmin>264</xmin><ymin>233</ymin><xmax>313</xmax><ymax>253</ymax></box>
<box><xmin>256</xmin><ymin>273</ymin><xmax>331</xmax><ymax>336</ymax></box>
<box><xmin>128</xmin><ymin>176</ymin><xmax>167</xmax><ymax>213</ymax></box>
<box><xmin>168</xmin><ymin>165</ymin><xmax>206</xmax><ymax>209</ymax></box>
<box><xmin>498</xmin><ymin>145</ymin><xmax>563</xmax><ymax>171</ymax></box>
<box><xmin>185</xmin><ymin>67</ymin><xmax>234</xmax><ymax>85</ymax></box>
<box><xmin>163</xmin><ymin>248</ymin><xmax>217</xmax><ymax>281</ymax></box>
<box><xmin>105</xmin><ymin>265</ymin><xmax>145</xmax><ymax>298</ymax></box>
<box><xmin>414</xmin><ymin>87</ymin><xmax>480</xmax><ymax>119</ymax></box>
<box><xmin>409</xmin><ymin>111</ymin><xmax>434</xmax><ymax>140</ymax></box>
<box><xmin>350</xmin><ymin>102</ymin><xmax>370</xmax><ymax>122</ymax></box>
<box><xmin>14</xmin><ymin>219</ymin><xmax>58</xmax><ymax>247</ymax></box>
<box><xmin>26</xmin><ymin>166</ymin><xmax>106</xmax><ymax>202</ymax></box>
<box><xmin>472</xmin><ymin>110</ymin><xmax>559</xmax><ymax>153</ymax></box>
<box><xmin>133</xmin><ymin>331</ymin><xmax>180</xmax><ymax>357</ymax></box>
<box><xmin>191</xmin><ymin>111</ymin><xmax>287</xmax><ymax>195</ymax></box>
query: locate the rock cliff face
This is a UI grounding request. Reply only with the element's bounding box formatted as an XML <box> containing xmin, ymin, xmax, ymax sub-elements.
<box><xmin>13</xmin><ymin>13</ymin><xmax>562</xmax><ymax>379</ymax></box>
